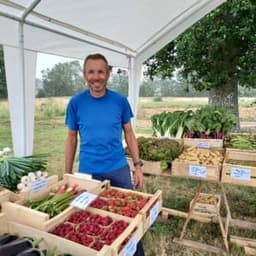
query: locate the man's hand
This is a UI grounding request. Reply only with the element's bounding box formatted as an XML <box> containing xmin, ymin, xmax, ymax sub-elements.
<box><xmin>134</xmin><ymin>166</ymin><xmax>144</xmax><ymax>189</ymax></box>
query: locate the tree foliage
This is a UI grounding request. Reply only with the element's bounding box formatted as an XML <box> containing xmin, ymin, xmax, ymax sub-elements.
<box><xmin>0</xmin><ymin>46</ymin><xmax>7</xmax><ymax>98</ymax></box>
<box><xmin>38</xmin><ymin>61</ymin><xmax>84</xmax><ymax>97</ymax></box>
<box><xmin>108</xmin><ymin>69</ymin><xmax>128</xmax><ymax>96</ymax></box>
<box><xmin>144</xmin><ymin>0</ymin><xmax>256</xmax><ymax>91</ymax></box>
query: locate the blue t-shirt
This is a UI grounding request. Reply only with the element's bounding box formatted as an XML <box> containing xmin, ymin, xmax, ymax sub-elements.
<box><xmin>65</xmin><ymin>89</ymin><xmax>133</xmax><ymax>174</ymax></box>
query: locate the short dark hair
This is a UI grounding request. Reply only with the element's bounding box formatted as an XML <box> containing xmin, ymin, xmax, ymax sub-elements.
<box><xmin>83</xmin><ymin>53</ymin><xmax>109</xmax><ymax>72</ymax></box>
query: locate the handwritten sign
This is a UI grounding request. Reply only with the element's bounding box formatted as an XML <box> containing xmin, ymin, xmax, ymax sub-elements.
<box><xmin>230</xmin><ymin>168</ymin><xmax>251</xmax><ymax>181</ymax></box>
<box><xmin>189</xmin><ymin>165</ymin><xmax>207</xmax><ymax>178</ymax></box>
<box><xmin>123</xmin><ymin>234</ymin><xmax>138</xmax><ymax>256</ymax></box>
<box><xmin>30</xmin><ymin>178</ymin><xmax>48</xmax><ymax>194</ymax></box>
<box><xmin>149</xmin><ymin>200</ymin><xmax>160</xmax><ymax>227</ymax></box>
<box><xmin>196</xmin><ymin>142</ymin><xmax>210</xmax><ymax>148</ymax></box>
<box><xmin>71</xmin><ymin>191</ymin><xmax>97</xmax><ymax>209</ymax></box>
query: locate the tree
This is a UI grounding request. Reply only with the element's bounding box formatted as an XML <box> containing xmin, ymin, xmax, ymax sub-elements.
<box><xmin>144</xmin><ymin>0</ymin><xmax>256</xmax><ymax>129</ymax></box>
<box><xmin>108</xmin><ymin>69</ymin><xmax>128</xmax><ymax>96</ymax></box>
<box><xmin>0</xmin><ymin>46</ymin><xmax>7</xmax><ymax>98</ymax></box>
<box><xmin>39</xmin><ymin>61</ymin><xmax>84</xmax><ymax>97</ymax></box>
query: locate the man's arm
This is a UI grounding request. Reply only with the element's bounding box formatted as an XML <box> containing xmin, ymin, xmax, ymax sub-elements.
<box><xmin>123</xmin><ymin>122</ymin><xmax>144</xmax><ymax>188</ymax></box>
<box><xmin>65</xmin><ymin>129</ymin><xmax>78</xmax><ymax>174</ymax></box>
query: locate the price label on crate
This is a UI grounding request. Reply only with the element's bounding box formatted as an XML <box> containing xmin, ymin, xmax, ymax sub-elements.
<box><xmin>230</xmin><ymin>168</ymin><xmax>251</xmax><ymax>181</ymax></box>
<box><xmin>196</xmin><ymin>142</ymin><xmax>210</xmax><ymax>148</ymax></box>
<box><xmin>123</xmin><ymin>234</ymin><xmax>138</xmax><ymax>256</ymax></box>
<box><xmin>149</xmin><ymin>200</ymin><xmax>160</xmax><ymax>227</ymax></box>
<box><xmin>189</xmin><ymin>165</ymin><xmax>207</xmax><ymax>178</ymax></box>
<box><xmin>30</xmin><ymin>178</ymin><xmax>48</xmax><ymax>194</ymax></box>
<box><xmin>71</xmin><ymin>191</ymin><xmax>98</xmax><ymax>209</ymax></box>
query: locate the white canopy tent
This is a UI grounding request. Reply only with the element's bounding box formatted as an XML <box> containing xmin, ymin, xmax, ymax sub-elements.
<box><xmin>0</xmin><ymin>0</ymin><xmax>226</xmax><ymax>156</ymax></box>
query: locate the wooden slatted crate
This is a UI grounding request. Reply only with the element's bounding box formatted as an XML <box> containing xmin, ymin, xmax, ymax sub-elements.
<box><xmin>189</xmin><ymin>193</ymin><xmax>221</xmax><ymax>218</ymax></box>
<box><xmin>126</xmin><ymin>137</ymin><xmax>183</xmax><ymax>176</ymax></box>
<box><xmin>0</xmin><ymin>213</ymin><xmax>109</xmax><ymax>256</ymax></box>
<box><xmin>171</xmin><ymin>147</ymin><xmax>223</xmax><ymax>181</ymax></box>
<box><xmin>0</xmin><ymin>189</ymin><xmax>11</xmax><ymax>210</ymax></box>
<box><xmin>89</xmin><ymin>183</ymin><xmax>162</xmax><ymax>235</ymax></box>
<box><xmin>171</xmin><ymin>160</ymin><xmax>222</xmax><ymax>181</ymax></box>
<box><xmin>127</xmin><ymin>157</ymin><xmax>167</xmax><ymax>176</ymax></box>
<box><xmin>221</xmin><ymin>149</ymin><xmax>256</xmax><ymax>187</ymax></box>
<box><xmin>1</xmin><ymin>174</ymin><xmax>109</xmax><ymax>230</ymax></box>
<box><xmin>183</xmin><ymin>138</ymin><xmax>223</xmax><ymax>149</ymax></box>
<box><xmin>0</xmin><ymin>175</ymin><xmax>58</xmax><ymax>203</ymax></box>
<box><xmin>0</xmin><ymin>211</ymin><xmax>140</xmax><ymax>256</ymax></box>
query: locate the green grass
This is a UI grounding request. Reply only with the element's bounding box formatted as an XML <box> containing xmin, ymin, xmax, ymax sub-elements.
<box><xmin>1</xmin><ymin>96</ymin><xmax>256</xmax><ymax>255</ymax></box>
<box><xmin>135</xmin><ymin>127</ymin><xmax>153</xmax><ymax>135</ymax></box>
<box><xmin>139</xmin><ymin>100</ymin><xmax>207</xmax><ymax>109</ymax></box>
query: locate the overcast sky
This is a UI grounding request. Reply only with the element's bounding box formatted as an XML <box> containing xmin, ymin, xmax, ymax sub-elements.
<box><xmin>36</xmin><ymin>53</ymin><xmax>82</xmax><ymax>79</ymax></box>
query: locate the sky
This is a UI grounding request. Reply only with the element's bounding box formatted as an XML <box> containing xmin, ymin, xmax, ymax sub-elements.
<box><xmin>36</xmin><ymin>53</ymin><xmax>82</xmax><ymax>79</ymax></box>
<box><xmin>36</xmin><ymin>52</ymin><xmax>125</xmax><ymax>79</ymax></box>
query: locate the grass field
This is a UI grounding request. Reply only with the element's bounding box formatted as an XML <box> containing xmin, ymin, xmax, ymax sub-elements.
<box><xmin>1</xmin><ymin>96</ymin><xmax>256</xmax><ymax>255</ymax></box>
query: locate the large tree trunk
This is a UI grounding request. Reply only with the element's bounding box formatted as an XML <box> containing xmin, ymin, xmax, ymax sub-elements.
<box><xmin>208</xmin><ymin>80</ymin><xmax>240</xmax><ymax>131</ymax></box>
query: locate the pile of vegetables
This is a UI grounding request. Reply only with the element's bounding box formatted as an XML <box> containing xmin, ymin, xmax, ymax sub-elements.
<box><xmin>176</xmin><ymin>147</ymin><xmax>224</xmax><ymax>166</ymax></box>
<box><xmin>27</xmin><ymin>183</ymin><xmax>80</xmax><ymax>218</ymax></box>
<box><xmin>0</xmin><ymin>233</ymin><xmax>74</xmax><ymax>255</ymax></box>
<box><xmin>151</xmin><ymin>106</ymin><xmax>236</xmax><ymax>139</ymax></box>
<box><xmin>126</xmin><ymin>136</ymin><xmax>183</xmax><ymax>170</ymax></box>
<box><xmin>224</xmin><ymin>134</ymin><xmax>256</xmax><ymax>150</ymax></box>
<box><xmin>0</xmin><ymin>147</ymin><xmax>48</xmax><ymax>191</ymax></box>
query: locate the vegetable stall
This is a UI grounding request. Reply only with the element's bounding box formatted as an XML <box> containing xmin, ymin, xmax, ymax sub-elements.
<box><xmin>1</xmin><ymin>104</ymin><xmax>256</xmax><ymax>255</ymax></box>
<box><xmin>0</xmin><ymin>149</ymin><xmax>162</xmax><ymax>256</ymax></box>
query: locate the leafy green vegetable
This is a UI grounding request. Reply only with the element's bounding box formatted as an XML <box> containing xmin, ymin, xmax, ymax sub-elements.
<box><xmin>0</xmin><ymin>155</ymin><xmax>47</xmax><ymax>191</ymax></box>
<box><xmin>150</xmin><ymin>106</ymin><xmax>236</xmax><ymax>139</ymax></box>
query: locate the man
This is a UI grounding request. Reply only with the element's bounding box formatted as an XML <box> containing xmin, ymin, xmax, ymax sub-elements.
<box><xmin>65</xmin><ymin>53</ymin><xmax>144</xmax><ymax>255</ymax></box>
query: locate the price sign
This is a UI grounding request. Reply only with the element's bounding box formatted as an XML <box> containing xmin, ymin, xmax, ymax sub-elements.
<box><xmin>149</xmin><ymin>200</ymin><xmax>160</xmax><ymax>227</ymax></box>
<box><xmin>230</xmin><ymin>168</ymin><xmax>251</xmax><ymax>181</ymax></box>
<box><xmin>30</xmin><ymin>178</ymin><xmax>48</xmax><ymax>194</ymax></box>
<box><xmin>71</xmin><ymin>191</ymin><xmax>98</xmax><ymax>209</ymax></box>
<box><xmin>189</xmin><ymin>165</ymin><xmax>207</xmax><ymax>178</ymax></box>
<box><xmin>123</xmin><ymin>234</ymin><xmax>138</xmax><ymax>256</ymax></box>
<box><xmin>196</xmin><ymin>142</ymin><xmax>210</xmax><ymax>148</ymax></box>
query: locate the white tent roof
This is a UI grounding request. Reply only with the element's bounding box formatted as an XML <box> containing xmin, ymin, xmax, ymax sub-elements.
<box><xmin>0</xmin><ymin>0</ymin><xmax>226</xmax><ymax>156</ymax></box>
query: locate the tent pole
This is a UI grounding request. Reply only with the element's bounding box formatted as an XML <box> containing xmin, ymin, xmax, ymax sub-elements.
<box><xmin>17</xmin><ymin>0</ymin><xmax>41</xmax><ymax>155</ymax></box>
<box><xmin>128</xmin><ymin>56</ymin><xmax>142</xmax><ymax>130</ymax></box>
<box><xmin>18</xmin><ymin>21</ymin><xmax>27</xmax><ymax>155</ymax></box>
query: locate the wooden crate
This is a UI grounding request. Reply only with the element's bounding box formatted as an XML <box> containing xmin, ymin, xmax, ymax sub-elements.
<box><xmin>0</xmin><ymin>189</ymin><xmax>12</xmax><ymax>210</ymax></box>
<box><xmin>221</xmin><ymin>149</ymin><xmax>256</xmax><ymax>187</ymax></box>
<box><xmin>0</xmin><ymin>208</ymin><xmax>143</xmax><ymax>256</ymax></box>
<box><xmin>0</xmin><ymin>212</ymin><xmax>110</xmax><ymax>256</ymax></box>
<box><xmin>1</xmin><ymin>174</ymin><xmax>109</xmax><ymax>230</ymax></box>
<box><xmin>126</xmin><ymin>137</ymin><xmax>183</xmax><ymax>176</ymax></box>
<box><xmin>189</xmin><ymin>193</ymin><xmax>221</xmax><ymax>218</ymax></box>
<box><xmin>171</xmin><ymin>160</ymin><xmax>221</xmax><ymax>181</ymax></box>
<box><xmin>0</xmin><ymin>175</ymin><xmax>58</xmax><ymax>203</ymax></box>
<box><xmin>91</xmin><ymin>183</ymin><xmax>162</xmax><ymax>234</ymax></box>
<box><xmin>13</xmin><ymin>174</ymin><xmax>59</xmax><ymax>200</ymax></box>
<box><xmin>183</xmin><ymin>138</ymin><xmax>223</xmax><ymax>149</ymax></box>
<box><xmin>127</xmin><ymin>157</ymin><xmax>165</xmax><ymax>176</ymax></box>
<box><xmin>51</xmin><ymin>207</ymin><xmax>144</xmax><ymax>256</ymax></box>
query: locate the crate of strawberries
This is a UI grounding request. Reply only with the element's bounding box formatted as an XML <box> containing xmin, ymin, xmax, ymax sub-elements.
<box><xmin>48</xmin><ymin>207</ymin><xmax>143</xmax><ymax>256</ymax></box>
<box><xmin>88</xmin><ymin>184</ymin><xmax>162</xmax><ymax>234</ymax></box>
<box><xmin>0</xmin><ymin>212</ymin><xmax>112</xmax><ymax>256</ymax></box>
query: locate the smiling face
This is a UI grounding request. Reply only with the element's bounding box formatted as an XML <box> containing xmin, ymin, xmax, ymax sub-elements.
<box><xmin>83</xmin><ymin>58</ymin><xmax>110</xmax><ymax>97</ymax></box>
